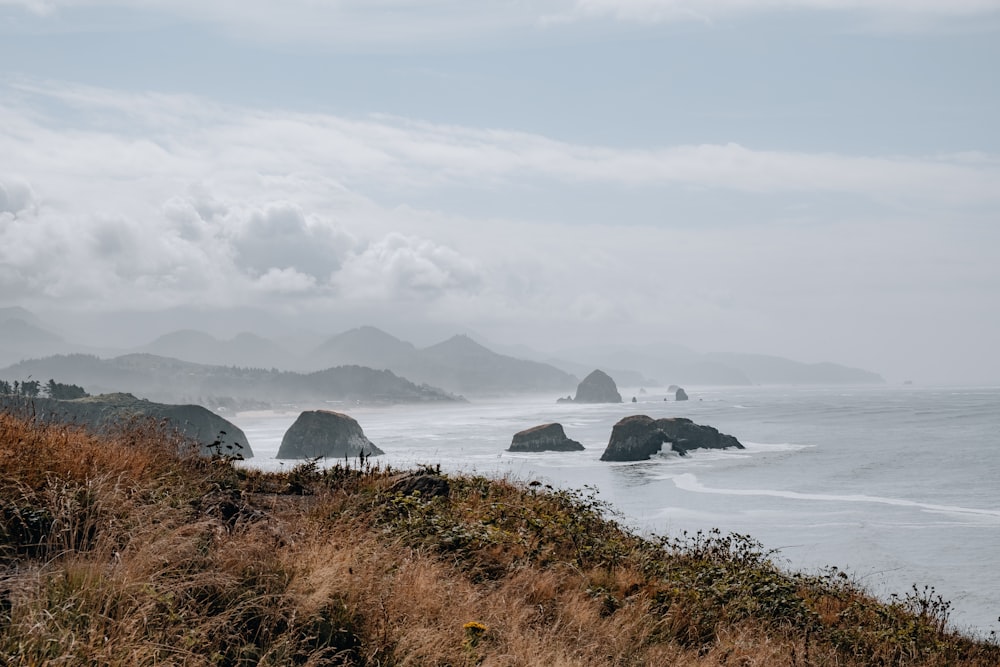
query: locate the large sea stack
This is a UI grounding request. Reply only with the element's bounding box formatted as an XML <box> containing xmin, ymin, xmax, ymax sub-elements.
<box><xmin>599</xmin><ymin>415</ymin><xmax>743</xmax><ymax>462</ymax></box>
<box><xmin>508</xmin><ymin>423</ymin><xmax>585</xmax><ymax>452</ymax></box>
<box><xmin>0</xmin><ymin>392</ymin><xmax>253</xmax><ymax>458</ymax></box>
<box><xmin>277</xmin><ymin>410</ymin><xmax>384</xmax><ymax>459</ymax></box>
<box><xmin>567</xmin><ymin>369</ymin><xmax>623</xmax><ymax>404</ymax></box>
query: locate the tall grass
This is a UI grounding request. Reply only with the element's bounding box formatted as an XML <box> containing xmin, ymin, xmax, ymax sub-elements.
<box><xmin>1</xmin><ymin>410</ymin><xmax>998</xmax><ymax>666</ymax></box>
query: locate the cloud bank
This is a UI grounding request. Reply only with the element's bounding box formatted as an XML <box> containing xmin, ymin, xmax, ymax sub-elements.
<box><xmin>1</xmin><ymin>80</ymin><xmax>998</xmax><ymax>381</ymax></box>
<box><xmin>2</xmin><ymin>0</ymin><xmax>998</xmax><ymax>43</ymax></box>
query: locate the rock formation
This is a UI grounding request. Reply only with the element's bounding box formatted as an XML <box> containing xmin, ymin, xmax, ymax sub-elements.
<box><xmin>599</xmin><ymin>415</ymin><xmax>743</xmax><ymax>462</ymax></box>
<box><xmin>508</xmin><ymin>423</ymin><xmax>584</xmax><ymax>452</ymax></box>
<box><xmin>0</xmin><ymin>392</ymin><xmax>253</xmax><ymax>458</ymax></box>
<box><xmin>389</xmin><ymin>471</ymin><xmax>450</xmax><ymax>498</ymax></box>
<box><xmin>565</xmin><ymin>370</ymin><xmax>622</xmax><ymax>404</ymax></box>
<box><xmin>675</xmin><ymin>387</ymin><xmax>689</xmax><ymax>401</ymax></box>
<box><xmin>276</xmin><ymin>410</ymin><xmax>384</xmax><ymax>459</ymax></box>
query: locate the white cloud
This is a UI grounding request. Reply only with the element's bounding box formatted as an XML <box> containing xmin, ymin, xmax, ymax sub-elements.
<box><xmin>555</xmin><ymin>0</ymin><xmax>1000</xmax><ymax>24</ymax></box>
<box><xmin>2</xmin><ymin>0</ymin><xmax>997</xmax><ymax>44</ymax></box>
<box><xmin>334</xmin><ymin>233</ymin><xmax>482</xmax><ymax>301</ymax></box>
<box><xmin>5</xmin><ymin>82</ymin><xmax>998</xmax><ymax>210</ymax></box>
<box><xmin>0</xmin><ymin>178</ymin><xmax>37</xmax><ymax>215</ymax></box>
<box><xmin>253</xmin><ymin>267</ymin><xmax>318</xmax><ymax>294</ymax></box>
<box><xmin>227</xmin><ymin>202</ymin><xmax>357</xmax><ymax>280</ymax></box>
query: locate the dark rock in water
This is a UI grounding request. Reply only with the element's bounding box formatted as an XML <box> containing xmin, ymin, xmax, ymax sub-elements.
<box><xmin>508</xmin><ymin>423</ymin><xmax>584</xmax><ymax>452</ymax></box>
<box><xmin>277</xmin><ymin>410</ymin><xmax>383</xmax><ymax>459</ymax></box>
<box><xmin>631</xmin><ymin>396</ymin><xmax>637</xmax><ymax>403</ymax></box>
<box><xmin>599</xmin><ymin>415</ymin><xmax>743</xmax><ymax>462</ymax></box>
<box><xmin>569</xmin><ymin>369</ymin><xmax>622</xmax><ymax>404</ymax></box>
<box><xmin>389</xmin><ymin>472</ymin><xmax>450</xmax><ymax>499</ymax></box>
<box><xmin>675</xmin><ymin>387</ymin><xmax>689</xmax><ymax>401</ymax></box>
<box><xmin>0</xmin><ymin>392</ymin><xmax>252</xmax><ymax>458</ymax></box>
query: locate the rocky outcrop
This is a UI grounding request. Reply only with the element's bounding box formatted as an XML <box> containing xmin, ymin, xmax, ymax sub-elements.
<box><xmin>675</xmin><ymin>387</ymin><xmax>689</xmax><ymax>401</ymax></box>
<box><xmin>566</xmin><ymin>370</ymin><xmax>622</xmax><ymax>404</ymax></box>
<box><xmin>389</xmin><ymin>472</ymin><xmax>450</xmax><ymax>499</ymax></box>
<box><xmin>508</xmin><ymin>423</ymin><xmax>584</xmax><ymax>452</ymax></box>
<box><xmin>276</xmin><ymin>410</ymin><xmax>383</xmax><ymax>459</ymax></box>
<box><xmin>599</xmin><ymin>415</ymin><xmax>743</xmax><ymax>462</ymax></box>
<box><xmin>0</xmin><ymin>392</ymin><xmax>252</xmax><ymax>458</ymax></box>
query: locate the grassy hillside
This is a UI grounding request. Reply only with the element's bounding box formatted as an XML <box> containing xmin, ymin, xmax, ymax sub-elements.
<box><xmin>1</xmin><ymin>411</ymin><xmax>997</xmax><ymax>666</ymax></box>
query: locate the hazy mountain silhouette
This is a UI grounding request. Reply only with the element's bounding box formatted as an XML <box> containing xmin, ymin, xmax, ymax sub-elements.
<box><xmin>460</xmin><ymin>333</ymin><xmax>657</xmax><ymax>388</ymax></box>
<box><xmin>0</xmin><ymin>307</ymin><xmax>885</xmax><ymax>391</ymax></box>
<box><xmin>415</xmin><ymin>334</ymin><xmax>577</xmax><ymax>395</ymax></box>
<box><xmin>139</xmin><ymin>329</ymin><xmax>294</xmax><ymax>369</ymax></box>
<box><xmin>0</xmin><ymin>306</ymin><xmax>46</xmax><ymax>328</ymax></box>
<box><xmin>0</xmin><ymin>310</ymin><xmax>68</xmax><ymax>368</ymax></box>
<box><xmin>703</xmin><ymin>352</ymin><xmax>884</xmax><ymax>385</ymax></box>
<box><xmin>306</xmin><ymin>330</ymin><xmax>578</xmax><ymax>395</ymax></box>
<box><xmin>554</xmin><ymin>342</ymin><xmax>882</xmax><ymax>386</ymax></box>
<box><xmin>0</xmin><ymin>353</ymin><xmax>459</xmax><ymax>408</ymax></box>
<box><xmin>311</xmin><ymin>326</ymin><xmax>417</xmax><ymax>370</ymax></box>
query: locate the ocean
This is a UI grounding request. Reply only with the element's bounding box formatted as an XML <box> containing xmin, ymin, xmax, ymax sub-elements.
<box><xmin>231</xmin><ymin>384</ymin><xmax>1000</xmax><ymax>636</ymax></box>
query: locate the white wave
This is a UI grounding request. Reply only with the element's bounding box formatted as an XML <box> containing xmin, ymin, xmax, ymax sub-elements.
<box><xmin>671</xmin><ymin>474</ymin><xmax>1000</xmax><ymax>520</ymax></box>
<box><xmin>741</xmin><ymin>441</ymin><xmax>812</xmax><ymax>452</ymax></box>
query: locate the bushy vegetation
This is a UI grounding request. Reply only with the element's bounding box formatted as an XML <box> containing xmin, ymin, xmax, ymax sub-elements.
<box><xmin>0</xmin><ymin>378</ymin><xmax>88</xmax><ymax>399</ymax></box>
<box><xmin>1</xmin><ymin>410</ymin><xmax>997</xmax><ymax>665</ymax></box>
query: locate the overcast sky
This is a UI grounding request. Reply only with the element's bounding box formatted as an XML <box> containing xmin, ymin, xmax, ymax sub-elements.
<box><xmin>1</xmin><ymin>0</ymin><xmax>998</xmax><ymax>384</ymax></box>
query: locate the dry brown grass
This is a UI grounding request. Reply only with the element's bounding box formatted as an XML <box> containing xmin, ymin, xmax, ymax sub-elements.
<box><xmin>2</xmin><ymin>409</ymin><xmax>998</xmax><ymax>666</ymax></box>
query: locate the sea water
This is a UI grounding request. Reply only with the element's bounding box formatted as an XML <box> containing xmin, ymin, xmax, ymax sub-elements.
<box><xmin>232</xmin><ymin>385</ymin><xmax>1000</xmax><ymax>635</ymax></box>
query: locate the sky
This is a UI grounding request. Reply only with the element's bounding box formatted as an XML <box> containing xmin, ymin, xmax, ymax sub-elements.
<box><xmin>1</xmin><ymin>0</ymin><xmax>998</xmax><ymax>384</ymax></box>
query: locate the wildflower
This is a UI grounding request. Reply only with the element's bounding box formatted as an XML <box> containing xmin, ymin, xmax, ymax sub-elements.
<box><xmin>463</xmin><ymin>621</ymin><xmax>488</xmax><ymax>648</ymax></box>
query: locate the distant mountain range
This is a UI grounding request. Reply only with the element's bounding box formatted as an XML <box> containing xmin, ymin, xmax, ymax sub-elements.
<box><xmin>0</xmin><ymin>354</ymin><xmax>459</xmax><ymax>408</ymax></box>
<box><xmin>310</xmin><ymin>328</ymin><xmax>578</xmax><ymax>395</ymax></box>
<box><xmin>0</xmin><ymin>307</ymin><xmax>69</xmax><ymax>365</ymax></box>
<box><xmin>140</xmin><ymin>329</ymin><xmax>296</xmax><ymax>369</ymax></box>
<box><xmin>0</xmin><ymin>307</ymin><xmax>885</xmax><ymax>401</ymax></box>
<box><xmin>544</xmin><ymin>341</ymin><xmax>884</xmax><ymax>387</ymax></box>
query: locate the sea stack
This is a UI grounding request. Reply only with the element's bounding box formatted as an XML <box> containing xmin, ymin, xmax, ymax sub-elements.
<box><xmin>508</xmin><ymin>423</ymin><xmax>585</xmax><ymax>452</ymax></box>
<box><xmin>276</xmin><ymin>410</ymin><xmax>384</xmax><ymax>459</ymax></box>
<box><xmin>566</xmin><ymin>369</ymin><xmax>623</xmax><ymax>404</ymax></box>
<box><xmin>599</xmin><ymin>415</ymin><xmax>743</xmax><ymax>462</ymax></box>
<box><xmin>675</xmin><ymin>387</ymin><xmax>689</xmax><ymax>401</ymax></box>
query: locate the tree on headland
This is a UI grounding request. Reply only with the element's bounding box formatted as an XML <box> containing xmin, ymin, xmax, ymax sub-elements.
<box><xmin>44</xmin><ymin>378</ymin><xmax>89</xmax><ymax>400</ymax></box>
<box><xmin>18</xmin><ymin>380</ymin><xmax>40</xmax><ymax>398</ymax></box>
<box><xmin>0</xmin><ymin>378</ymin><xmax>84</xmax><ymax>399</ymax></box>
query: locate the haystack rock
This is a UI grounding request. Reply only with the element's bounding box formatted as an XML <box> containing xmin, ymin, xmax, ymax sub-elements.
<box><xmin>599</xmin><ymin>415</ymin><xmax>743</xmax><ymax>462</ymax></box>
<box><xmin>568</xmin><ymin>369</ymin><xmax>622</xmax><ymax>404</ymax></box>
<box><xmin>675</xmin><ymin>387</ymin><xmax>689</xmax><ymax>401</ymax></box>
<box><xmin>276</xmin><ymin>410</ymin><xmax>384</xmax><ymax>459</ymax></box>
<box><xmin>508</xmin><ymin>423</ymin><xmax>585</xmax><ymax>452</ymax></box>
